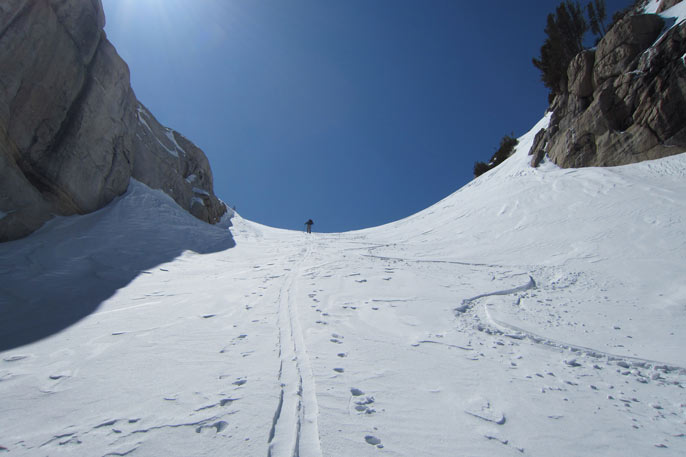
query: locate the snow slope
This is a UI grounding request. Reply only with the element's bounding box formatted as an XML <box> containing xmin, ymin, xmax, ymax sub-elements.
<box><xmin>1</xmin><ymin>117</ymin><xmax>685</xmax><ymax>456</ymax></box>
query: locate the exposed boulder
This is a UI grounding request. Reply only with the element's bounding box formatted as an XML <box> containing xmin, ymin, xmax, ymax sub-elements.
<box><xmin>594</xmin><ymin>14</ymin><xmax>665</xmax><ymax>86</ymax></box>
<box><xmin>529</xmin><ymin>128</ymin><xmax>548</xmax><ymax>168</ymax></box>
<box><xmin>530</xmin><ymin>9</ymin><xmax>686</xmax><ymax>169</ymax></box>
<box><xmin>0</xmin><ymin>0</ymin><xmax>226</xmax><ymax>242</ymax></box>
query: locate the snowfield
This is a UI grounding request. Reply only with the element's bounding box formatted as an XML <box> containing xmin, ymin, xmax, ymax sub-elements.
<box><xmin>1</xmin><ymin>116</ymin><xmax>686</xmax><ymax>456</ymax></box>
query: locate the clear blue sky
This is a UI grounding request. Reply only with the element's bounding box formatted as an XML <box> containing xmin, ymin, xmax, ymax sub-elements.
<box><xmin>101</xmin><ymin>0</ymin><xmax>630</xmax><ymax>232</ymax></box>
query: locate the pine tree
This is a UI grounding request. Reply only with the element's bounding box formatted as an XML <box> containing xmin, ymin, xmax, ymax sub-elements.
<box><xmin>588</xmin><ymin>0</ymin><xmax>607</xmax><ymax>38</ymax></box>
<box><xmin>472</xmin><ymin>135</ymin><xmax>519</xmax><ymax>178</ymax></box>
<box><xmin>532</xmin><ymin>1</ymin><xmax>588</xmax><ymax>95</ymax></box>
<box><xmin>473</xmin><ymin>161</ymin><xmax>490</xmax><ymax>178</ymax></box>
<box><xmin>491</xmin><ymin>134</ymin><xmax>519</xmax><ymax>166</ymax></box>
<box><xmin>532</xmin><ymin>13</ymin><xmax>565</xmax><ymax>93</ymax></box>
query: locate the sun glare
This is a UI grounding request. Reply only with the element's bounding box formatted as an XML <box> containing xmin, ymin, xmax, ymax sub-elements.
<box><xmin>105</xmin><ymin>0</ymin><xmax>240</xmax><ymax>44</ymax></box>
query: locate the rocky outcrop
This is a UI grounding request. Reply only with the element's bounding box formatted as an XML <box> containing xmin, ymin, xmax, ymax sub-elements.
<box><xmin>530</xmin><ymin>6</ymin><xmax>686</xmax><ymax>169</ymax></box>
<box><xmin>132</xmin><ymin>104</ymin><xmax>226</xmax><ymax>225</ymax></box>
<box><xmin>0</xmin><ymin>0</ymin><xmax>226</xmax><ymax>242</ymax></box>
<box><xmin>568</xmin><ymin>50</ymin><xmax>596</xmax><ymax>99</ymax></box>
<box><xmin>593</xmin><ymin>14</ymin><xmax>665</xmax><ymax>86</ymax></box>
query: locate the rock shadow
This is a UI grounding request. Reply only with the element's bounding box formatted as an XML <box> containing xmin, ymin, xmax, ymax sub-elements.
<box><xmin>0</xmin><ymin>182</ymin><xmax>235</xmax><ymax>351</ymax></box>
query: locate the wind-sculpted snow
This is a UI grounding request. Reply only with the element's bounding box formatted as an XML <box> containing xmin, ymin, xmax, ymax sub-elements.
<box><xmin>1</xmin><ymin>118</ymin><xmax>685</xmax><ymax>456</ymax></box>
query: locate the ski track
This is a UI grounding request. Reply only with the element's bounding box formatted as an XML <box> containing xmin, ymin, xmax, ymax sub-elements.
<box><xmin>483</xmin><ymin>306</ymin><xmax>686</xmax><ymax>374</ymax></box>
<box><xmin>268</xmin><ymin>242</ymin><xmax>323</xmax><ymax>457</ymax></box>
<box><xmin>456</xmin><ymin>273</ymin><xmax>686</xmax><ymax>374</ymax></box>
<box><xmin>361</xmin><ymin>253</ymin><xmax>507</xmax><ymax>269</ymax></box>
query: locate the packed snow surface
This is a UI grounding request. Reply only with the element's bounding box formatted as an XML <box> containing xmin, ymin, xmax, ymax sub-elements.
<box><xmin>1</xmin><ymin>117</ymin><xmax>686</xmax><ymax>456</ymax></box>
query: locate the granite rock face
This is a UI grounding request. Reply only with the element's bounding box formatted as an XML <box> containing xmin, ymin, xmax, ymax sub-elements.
<box><xmin>593</xmin><ymin>14</ymin><xmax>665</xmax><ymax>86</ymax></box>
<box><xmin>132</xmin><ymin>104</ymin><xmax>227</xmax><ymax>225</ymax></box>
<box><xmin>567</xmin><ymin>50</ymin><xmax>596</xmax><ymax>99</ymax></box>
<box><xmin>0</xmin><ymin>0</ymin><xmax>226</xmax><ymax>242</ymax></box>
<box><xmin>530</xmin><ymin>7</ymin><xmax>686</xmax><ymax>169</ymax></box>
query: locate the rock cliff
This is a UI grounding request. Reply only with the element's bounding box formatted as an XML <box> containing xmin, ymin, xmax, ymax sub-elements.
<box><xmin>529</xmin><ymin>1</ymin><xmax>686</xmax><ymax>168</ymax></box>
<box><xmin>0</xmin><ymin>0</ymin><xmax>226</xmax><ymax>242</ymax></box>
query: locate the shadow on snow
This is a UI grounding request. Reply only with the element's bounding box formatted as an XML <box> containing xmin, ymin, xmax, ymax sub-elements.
<box><xmin>0</xmin><ymin>181</ymin><xmax>235</xmax><ymax>352</ymax></box>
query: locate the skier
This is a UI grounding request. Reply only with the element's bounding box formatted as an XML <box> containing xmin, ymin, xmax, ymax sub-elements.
<box><xmin>305</xmin><ymin>219</ymin><xmax>314</xmax><ymax>234</ymax></box>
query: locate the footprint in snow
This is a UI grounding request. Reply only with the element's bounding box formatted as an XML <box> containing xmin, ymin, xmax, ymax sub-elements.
<box><xmin>354</xmin><ymin>395</ymin><xmax>376</xmax><ymax>414</ymax></box>
<box><xmin>365</xmin><ymin>435</ymin><xmax>383</xmax><ymax>448</ymax></box>
<box><xmin>195</xmin><ymin>398</ymin><xmax>238</xmax><ymax>411</ymax></box>
<box><xmin>196</xmin><ymin>420</ymin><xmax>229</xmax><ymax>434</ymax></box>
<box><xmin>464</xmin><ymin>397</ymin><xmax>506</xmax><ymax>425</ymax></box>
<box><xmin>3</xmin><ymin>355</ymin><xmax>28</xmax><ymax>363</ymax></box>
<box><xmin>94</xmin><ymin>419</ymin><xmax>118</xmax><ymax>429</ymax></box>
<box><xmin>49</xmin><ymin>371</ymin><xmax>71</xmax><ymax>380</ymax></box>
